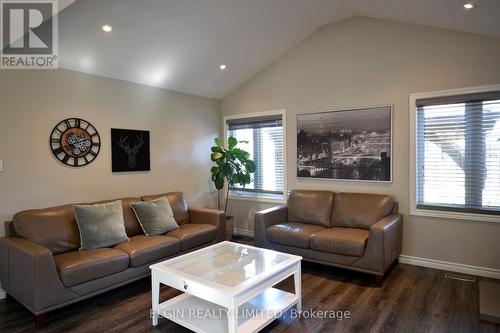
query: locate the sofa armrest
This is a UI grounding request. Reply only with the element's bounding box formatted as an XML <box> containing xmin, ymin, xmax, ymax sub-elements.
<box><xmin>371</xmin><ymin>213</ymin><xmax>401</xmax><ymax>233</ymax></box>
<box><xmin>254</xmin><ymin>205</ymin><xmax>287</xmax><ymax>249</ymax></box>
<box><xmin>188</xmin><ymin>207</ymin><xmax>226</xmax><ymax>242</ymax></box>
<box><xmin>353</xmin><ymin>214</ymin><xmax>402</xmax><ymax>274</ymax></box>
<box><xmin>0</xmin><ymin>237</ymin><xmax>76</xmax><ymax>314</ymax></box>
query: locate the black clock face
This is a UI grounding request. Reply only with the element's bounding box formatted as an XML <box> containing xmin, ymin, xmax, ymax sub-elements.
<box><xmin>50</xmin><ymin>118</ymin><xmax>101</xmax><ymax>167</ymax></box>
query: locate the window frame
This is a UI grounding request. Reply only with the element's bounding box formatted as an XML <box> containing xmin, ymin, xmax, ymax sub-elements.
<box><xmin>223</xmin><ymin>109</ymin><xmax>287</xmax><ymax>203</ymax></box>
<box><xmin>410</xmin><ymin>84</ymin><xmax>500</xmax><ymax>223</ymax></box>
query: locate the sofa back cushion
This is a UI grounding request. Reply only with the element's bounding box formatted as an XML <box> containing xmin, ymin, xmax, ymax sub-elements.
<box><xmin>13</xmin><ymin>204</ymin><xmax>81</xmax><ymax>254</ymax></box>
<box><xmin>287</xmin><ymin>190</ymin><xmax>335</xmax><ymax>227</ymax></box>
<box><xmin>93</xmin><ymin>197</ymin><xmax>142</xmax><ymax>236</ymax></box>
<box><xmin>141</xmin><ymin>192</ymin><xmax>190</xmax><ymax>225</ymax></box>
<box><xmin>331</xmin><ymin>193</ymin><xmax>394</xmax><ymax>229</ymax></box>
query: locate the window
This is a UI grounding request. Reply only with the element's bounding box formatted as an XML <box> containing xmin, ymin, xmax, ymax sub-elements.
<box><xmin>413</xmin><ymin>89</ymin><xmax>500</xmax><ymax>218</ymax></box>
<box><xmin>225</xmin><ymin>112</ymin><xmax>285</xmax><ymax>198</ymax></box>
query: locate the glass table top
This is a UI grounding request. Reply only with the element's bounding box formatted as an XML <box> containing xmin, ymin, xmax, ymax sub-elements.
<box><xmin>156</xmin><ymin>242</ymin><xmax>294</xmax><ymax>288</ymax></box>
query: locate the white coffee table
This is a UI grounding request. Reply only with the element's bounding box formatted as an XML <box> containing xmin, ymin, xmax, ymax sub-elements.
<box><xmin>150</xmin><ymin>241</ymin><xmax>302</xmax><ymax>333</ymax></box>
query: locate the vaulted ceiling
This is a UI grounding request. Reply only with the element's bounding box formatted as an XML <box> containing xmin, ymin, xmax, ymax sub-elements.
<box><xmin>58</xmin><ymin>0</ymin><xmax>500</xmax><ymax>99</ymax></box>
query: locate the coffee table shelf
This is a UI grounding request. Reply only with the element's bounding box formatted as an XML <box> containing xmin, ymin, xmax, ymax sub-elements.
<box><xmin>158</xmin><ymin>288</ymin><xmax>297</xmax><ymax>333</ymax></box>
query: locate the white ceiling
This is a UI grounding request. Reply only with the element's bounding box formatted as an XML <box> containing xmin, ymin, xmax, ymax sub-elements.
<box><xmin>58</xmin><ymin>0</ymin><xmax>500</xmax><ymax>99</ymax></box>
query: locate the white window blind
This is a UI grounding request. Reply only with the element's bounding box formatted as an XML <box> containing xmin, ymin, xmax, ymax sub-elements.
<box><xmin>227</xmin><ymin>116</ymin><xmax>284</xmax><ymax>194</ymax></box>
<box><xmin>416</xmin><ymin>91</ymin><xmax>500</xmax><ymax>215</ymax></box>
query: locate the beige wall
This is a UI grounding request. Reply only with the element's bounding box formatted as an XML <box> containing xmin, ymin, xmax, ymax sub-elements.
<box><xmin>222</xmin><ymin>17</ymin><xmax>500</xmax><ymax>270</ymax></box>
<box><xmin>0</xmin><ymin>69</ymin><xmax>221</xmax><ymax>238</ymax></box>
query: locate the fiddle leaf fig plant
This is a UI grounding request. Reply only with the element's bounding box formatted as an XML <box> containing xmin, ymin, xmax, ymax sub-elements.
<box><xmin>210</xmin><ymin>137</ymin><xmax>256</xmax><ymax>212</ymax></box>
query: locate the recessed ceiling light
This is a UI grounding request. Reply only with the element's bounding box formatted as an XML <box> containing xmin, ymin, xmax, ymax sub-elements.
<box><xmin>102</xmin><ymin>24</ymin><xmax>112</xmax><ymax>32</ymax></box>
<box><xmin>463</xmin><ymin>3</ymin><xmax>476</xmax><ymax>9</ymax></box>
<box><xmin>219</xmin><ymin>64</ymin><xmax>227</xmax><ymax>70</ymax></box>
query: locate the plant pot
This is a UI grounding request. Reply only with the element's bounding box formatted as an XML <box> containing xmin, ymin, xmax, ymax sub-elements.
<box><xmin>225</xmin><ymin>216</ymin><xmax>235</xmax><ymax>241</ymax></box>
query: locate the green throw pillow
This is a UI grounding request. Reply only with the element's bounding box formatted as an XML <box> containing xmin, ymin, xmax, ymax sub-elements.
<box><xmin>131</xmin><ymin>197</ymin><xmax>178</xmax><ymax>236</ymax></box>
<box><xmin>74</xmin><ymin>200</ymin><xmax>129</xmax><ymax>250</ymax></box>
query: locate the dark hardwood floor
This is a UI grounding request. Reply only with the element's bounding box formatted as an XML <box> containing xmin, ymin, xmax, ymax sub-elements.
<box><xmin>1</xmin><ymin>237</ymin><xmax>498</xmax><ymax>333</ymax></box>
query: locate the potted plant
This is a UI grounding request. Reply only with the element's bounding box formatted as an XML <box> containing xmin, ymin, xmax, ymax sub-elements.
<box><xmin>210</xmin><ymin>137</ymin><xmax>255</xmax><ymax>240</ymax></box>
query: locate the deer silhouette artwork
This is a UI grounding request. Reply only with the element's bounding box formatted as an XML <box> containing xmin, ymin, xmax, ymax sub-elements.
<box><xmin>117</xmin><ymin>134</ymin><xmax>145</xmax><ymax>169</ymax></box>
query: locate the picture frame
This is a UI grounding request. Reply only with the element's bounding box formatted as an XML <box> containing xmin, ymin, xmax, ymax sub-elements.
<box><xmin>111</xmin><ymin>128</ymin><xmax>151</xmax><ymax>172</ymax></box>
<box><xmin>297</xmin><ymin>105</ymin><xmax>393</xmax><ymax>182</ymax></box>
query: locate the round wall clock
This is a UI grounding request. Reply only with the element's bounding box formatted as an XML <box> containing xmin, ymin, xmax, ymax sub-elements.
<box><xmin>50</xmin><ymin>118</ymin><xmax>101</xmax><ymax>167</ymax></box>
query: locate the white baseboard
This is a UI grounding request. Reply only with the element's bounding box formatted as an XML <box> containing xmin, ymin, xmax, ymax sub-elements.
<box><xmin>233</xmin><ymin>228</ymin><xmax>254</xmax><ymax>238</ymax></box>
<box><xmin>399</xmin><ymin>255</ymin><xmax>500</xmax><ymax>279</ymax></box>
<box><xmin>0</xmin><ymin>288</ymin><xmax>5</xmax><ymax>300</ymax></box>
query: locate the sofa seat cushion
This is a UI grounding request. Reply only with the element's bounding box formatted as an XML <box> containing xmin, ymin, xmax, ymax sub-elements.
<box><xmin>166</xmin><ymin>223</ymin><xmax>217</xmax><ymax>251</ymax></box>
<box><xmin>267</xmin><ymin>222</ymin><xmax>326</xmax><ymax>249</ymax></box>
<box><xmin>310</xmin><ymin>227</ymin><xmax>369</xmax><ymax>257</ymax></box>
<box><xmin>114</xmin><ymin>235</ymin><xmax>180</xmax><ymax>267</ymax></box>
<box><xmin>54</xmin><ymin>248</ymin><xmax>129</xmax><ymax>287</ymax></box>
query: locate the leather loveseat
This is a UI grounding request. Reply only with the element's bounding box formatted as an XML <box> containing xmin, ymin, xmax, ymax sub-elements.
<box><xmin>254</xmin><ymin>190</ymin><xmax>402</xmax><ymax>278</ymax></box>
<box><xmin>0</xmin><ymin>192</ymin><xmax>225</xmax><ymax>326</ymax></box>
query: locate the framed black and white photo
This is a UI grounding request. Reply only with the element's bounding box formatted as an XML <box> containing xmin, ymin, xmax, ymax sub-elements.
<box><xmin>297</xmin><ymin>106</ymin><xmax>392</xmax><ymax>182</ymax></box>
<box><xmin>111</xmin><ymin>128</ymin><xmax>150</xmax><ymax>172</ymax></box>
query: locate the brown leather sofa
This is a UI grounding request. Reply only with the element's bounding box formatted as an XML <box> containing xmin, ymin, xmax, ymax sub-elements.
<box><xmin>255</xmin><ymin>190</ymin><xmax>402</xmax><ymax>277</ymax></box>
<box><xmin>0</xmin><ymin>192</ymin><xmax>225</xmax><ymax>324</ymax></box>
